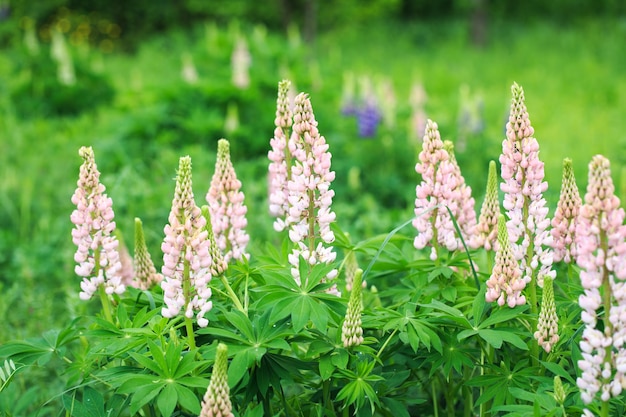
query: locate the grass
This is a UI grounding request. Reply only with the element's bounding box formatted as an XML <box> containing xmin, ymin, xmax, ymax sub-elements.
<box><xmin>1</xmin><ymin>16</ymin><xmax>626</xmax><ymax>345</ymax></box>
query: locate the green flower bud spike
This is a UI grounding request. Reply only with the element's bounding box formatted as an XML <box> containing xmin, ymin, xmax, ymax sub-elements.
<box><xmin>342</xmin><ymin>268</ymin><xmax>364</xmax><ymax>347</ymax></box>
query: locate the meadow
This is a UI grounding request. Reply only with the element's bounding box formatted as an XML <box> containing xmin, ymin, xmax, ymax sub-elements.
<box><xmin>1</xmin><ymin>14</ymin><xmax>626</xmax><ymax>417</ymax></box>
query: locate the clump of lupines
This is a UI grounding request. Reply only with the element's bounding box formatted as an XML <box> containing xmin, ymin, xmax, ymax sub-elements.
<box><xmin>199</xmin><ymin>343</ymin><xmax>234</xmax><ymax>417</ymax></box>
<box><xmin>286</xmin><ymin>92</ymin><xmax>338</xmax><ymax>288</ymax></box>
<box><xmin>551</xmin><ymin>158</ymin><xmax>582</xmax><ymax>263</ymax></box>
<box><xmin>342</xmin><ymin>269</ymin><xmax>364</xmax><ymax>347</ymax></box>
<box><xmin>413</xmin><ymin>120</ymin><xmax>464</xmax><ymax>260</ymax></box>
<box><xmin>268</xmin><ymin>80</ymin><xmax>294</xmax><ymax>231</ymax></box>
<box><xmin>471</xmin><ymin>160</ymin><xmax>500</xmax><ymax>251</ymax></box>
<box><xmin>486</xmin><ymin>214</ymin><xmax>526</xmax><ymax>307</ymax></box>
<box><xmin>70</xmin><ymin>146</ymin><xmax>125</xmax><ymax>300</ymax></box>
<box><xmin>161</xmin><ymin>156</ymin><xmax>213</xmax><ymax>328</ymax></box>
<box><xmin>443</xmin><ymin>140</ymin><xmax>477</xmax><ymax>242</ymax></box>
<box><xmin>534</xmin><ymin>277</ymin><xmax>559</xmax><ymax>353</ymax></box>
<box><xmin>499</xmin><ymin>82</ymin><xmax>554</xmax><ymax>290</ymax></box>
<box><xmin>206</xmin><ymin>139</ymin><xmax>250</xmax><ymax>263</ymax></box>
<box><xmin>133</xmin><ymin>218</ymin><xmax>162</xmax><ymax>290</ymax></box>
<box><xmin>576</xmin><ymin>155</ymin><xmax>626</xmax><ymax>405</ymax></box>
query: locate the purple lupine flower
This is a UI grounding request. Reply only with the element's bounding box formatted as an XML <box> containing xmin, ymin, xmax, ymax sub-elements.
<box><xmin>70</xmin><ymin>146</ymin><xmax>125</xmax><ymax>300</ymax></box>
<box><xmin>534</xmin><ymin>277</ymin><xmax>559</xmax><ymax>353</ymax></box>
<box><xmin>268</xmin><ymin>80</ymin><xmax>294</xmax><ymax>232</ymax></box>
<box><xmin>486</xmin><ymin>214</ymin><xmax>526</xmax><ymax>307</ymax></box>
<box><xmin>206</xmin><ymin>139</ymin><xmax>250</xmax><ymax>263</ymax></box>
<box><xmin>413</xmin><ymin>120</ymin><xmax>460</xmax><ymax>259</ymax></box>
<box><xmin>161</xmin><ymin>156</ymin><xmax>213</xmax><ymax>328</ymax></box>
<box><xmin>286</xmin><ymin>92</ymin><xmax>338</xmax><ymax>290</ymax></box>
<box><xmin>500</xmin><ymin>82</ymin><xmax>554</xmax><ymax>288</ymax></box>
<box><xmin>356</xmin><ymin>97</ymin><xmax>382</xmax><ymax>138</ymax></box>
<box><xmin>199</xmin><ymin>343</ymin><xmax>234</xmax><ymax>417</ymax></box>
<box><xmin>551</xmin><ymin>158</ymin><xmax>582</xmax><ymax>263</ymax></box>
<box><xmin>471</xmin><ymin>160</ymin><xmax>500</xmax><ymax>251</ymax></box>
<box><xmin>133</xmin><ymin>217</ymin><xmax>162</xmax><ymax>290</ymax></box>
<box><xmin>342</xmin><ymin>269</ymin><xmax>364</xmax><ymax>347</ymax></box>
<box><xmin>576</xmin><ymin>155</ymin><xmax>626</xmax><ymax>404</ymax></box>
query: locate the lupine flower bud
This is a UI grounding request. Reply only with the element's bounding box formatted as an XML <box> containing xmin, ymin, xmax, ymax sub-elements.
<box><xmin>206</xmin><ymin>139</ymin><xmax>250</xmax><ymax>263</ymax></box>
<box><xmin>161</xmin><ymin>156</ymin><xmax>213</xmax><ymax>328</ymax></box>
<box><xmin>443</xmin><ymin>140</ymin><xmax>477</xmax><ymax>243</ymax></box>
<box><xmin>534</xmin><ymin>277</ymin><xmax>559</xmax><ymax>353</ymax></box>
<box><xmin>342</xmin><ymin>269</ymin><xmax>364</xmax><ymax>347</ymax></box>
<box><xmin>200</xmin><ymin>343</ymin><xmax>234</xmax><ymax>417</ymax></box>
<box><xmin>553</xmin><ymin>375</ymin><xmax>566</xmax><ymax>405</ymax></box>
<box><xmin>133</xmin><ymin>218</ymin><xmax>162</xmax><ymax>290</ymax></box>
<box><xmin>268</xmin><ymin>80</ymin><xmax>293</xmax><ymax>231</ymax></box>
<box><xmin>485</xmin><ymin>214</ymin><xmax>526</xmax><ymax>307</ymax></box>
<box><xmin>286</xmin><ymin>92</ymin><xmax>338</xmax><ymax>290</ymax></box>
<box><xmin>70</xmin><ymin>146</ymin><xmax>125</xmax><ymax>300</ymax></box>
<box><xmin>500</xmin><ymin>82</ymin><xmax>554</xmax><ymax>288</ymax></box>
<box><xmin>551</xmin><ymin>158</ymin><xmax>582</xmax><ymax>263</ymax></box>
<box><xmin>576</xmin><ymin>155</ymin><xmax>626</xmax><ymax>404</ymax></box>
<box><xmin>471</xmin><ymin>160</ymin><xmax>499</xmax><ymax>251</ymax></box>
<box><xmin>201</xmin><ymin>206</ymin><xmax>228</xmax><ymax>277</ymax></box>
<box><xmin>344</xmin><ymin>250</ymin><xmax>365</xmax><ymax>292</ymax></box>
<box><xmin>413</xmin><ymin>120</ymin><xmax>461</xmax><ymax>257</ymax></box>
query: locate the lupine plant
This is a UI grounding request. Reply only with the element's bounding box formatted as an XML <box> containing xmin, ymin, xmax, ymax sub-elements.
<box><xmin>4</xmin><ymin>81</ymin><xmax>626</xmax><ymax>417</ymax></box>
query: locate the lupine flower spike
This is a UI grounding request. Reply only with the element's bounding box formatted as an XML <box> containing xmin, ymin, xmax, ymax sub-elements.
<box><xmin>413</xmin><ymin>120</ymin><xmax>460</xmax><ymax>260</ymax></box>
<box><xmin>207</xmin><ymin>139</ymin><xmax>250</xmax><ymax>263</ymax></box>
<box><xmin>343</xmin><ymin>250</ymin><xmax>365</xmax><ymax>292</ymax></box>
<box><xmin>534</xmin><ymin>277</ymin><xmax>559</xmax><ymax>353</ymax></box>
<box><xmin>199</xmin><ymin>343</ymin><xmax>234</xmax><ymax>417</ymax></box>
<box><xmin>342</xmin><ymin>269</ymin><xmax>365</xmax><ymax>347</ymax></box>
<box><xmin>471</xmin><ymin>160</ymin><xmax>500</xmax><ymax>251</ymax></box>
<box><xmin>268</xmin><ymin>80</ymin><xmax>294</xmax><ymax>231</ymax></box>
<box><xmin>443</xmin><ymin>140</ymin><xmax>477</xmax><ymax>243</ymax></box>
<box><xmin>500</xmin><ymin>82</ymin><xmax>555</xmax><ymax>291</ymax></box>
<box><xmin>115</xmin><ymin>229</ymin><xmax>135</xmax><ymax>287</ymax></box>
<box><xmin>485</xmin><ymin>214</ymin><xmax>526</xmax><ymax>307</ymax></box>
<box><xmin>70</xmin><ymin>146</ymin><xmax>125</xmax><ymax>307</ymax></box>
<box><xmin>285</xmin><ymin>93</ymin><xmax>339</xmax><ymax>293</ymax></box>
<box><xmin>576</xmin><ymin>155</ymin><xmax>626</xmax><ymax>406</ymax></box>
<box><xmin>551</xmin><ymin>158</ymin><xmax>582</xmax><ymax>263</ymax></box>
<box><xmin>133</xmin><ymin>218</ymin><xmax>162</xmax><ymax>290</ymax></box>
<box><xmin>161</xmin><ymin>156</ymin><xmax>213</xmax><ymax>332</ymax></box>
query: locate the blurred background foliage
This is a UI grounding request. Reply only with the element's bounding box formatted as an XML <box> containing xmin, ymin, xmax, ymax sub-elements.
<box><xmin>1</xmin><ymin>0</ymin><xmax>626</xmax><ymax>381</ymax></box>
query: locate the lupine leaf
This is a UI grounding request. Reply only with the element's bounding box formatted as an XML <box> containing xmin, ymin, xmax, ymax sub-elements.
<box><xmin>156</xmin><ymin>383</ymin><xmax>177</xmax><ymax>417</ymax></box>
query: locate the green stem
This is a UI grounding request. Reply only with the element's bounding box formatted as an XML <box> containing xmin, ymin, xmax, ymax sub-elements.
<box><xmin>376</xmin><ymin>329</ymin><xmax>398</xmax><ymax>359</ymax></box>
<box><xmin>431</xmin><ymin>379</ymin><xmax>439</xmax><ymax>417</ymax></box>
<box><xmin>219</xmin><ymin>275</ymin><xmax>246</xmax><ymax>314</ymax></box>
<box><xmin>182</xmin><ymin>257</ymin><xmax>196</xmax><ymax>350</ymax></box>
<box><xmin>98</xmin><ymin>285</ymin><xmax>113</xmax><ymax>323</ymax></box>
<box><xmin>600</xmin><ymin>229</ymin><xmax>612</xmax><ymax>417</ymax></box>
<box><xmin>184</xmin><ymin>317</ymin><xmax>196</xmax><ymax>351</ymax></box>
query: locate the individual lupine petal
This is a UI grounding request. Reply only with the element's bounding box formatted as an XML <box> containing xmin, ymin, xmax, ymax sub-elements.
<box><xmin>70</xmin><ymin>146</ymin><xmax>125</xmax><ymax>300</ymax></box>
<box><xmin>551</xmin><ymin>158</ymin><xmax>582</xmax><ymax>263</ymax></box>
<box><xmin>342</xmin><ymin>269</ymin><xmax>364</xmax><ymax>347</ymax></box>
<box><xmin>499</xmin><ymin>82</ymin><xmax>555</xmax><ymax>288</ymax></box>
<box><xmin>133</xmin><ymin>218</ymin><xmax>163</xmax><ymax>290</ymax></box>
<box><xmin>413</xmin><ymin>120</ymin><xmax>459</xmax><ymax>255</ymax></box>
<box><xmin>485</xmin><ymin>214</ymin><xmax>526</xmax><ymax>307</ymax></box>
<box><xmin>201</xmin><ymin>206</ymin><xmax>228</xmax><ymax>277</ymax></box>
<box><xmin>207</xmin><ymin>139</ymin><xmax>250</xmax><ymax>263</ymax></box>
<box><xmin>268</xmin><ymin>80</ymin><xmax>293</xmax><ymax>230</ymax></box>
<box><xmin>534</xmin><ymin>277</ymin><xmax>559</xmax><ymax>353</ymax></box>
<box><xmin>161</xmin><ymin>156</ymin><xmax>213</xmax><ymax>328</ymax></box>
<box><xmin>576</xmin><ymin>155</ymin><xmax>626</xmax><ymax>404</ymax></box>
<box><xmin>443</xmin><ymin>140</ymin><xmax>477</xmax><ymax>243</ymax></box>
<box><xmin>200</xmin><ymin>343</ymin><xmax>234</xmax><ymax>417</ymax></box>
<box><xmin>471</xmin><ymin>160</ymin><xmax>500</xmax><ymax>251</ymax></box>
<box><xmin>286</xmin><ymin>92</ymin><xmax>338</xmax><ymax>288</ymax></box>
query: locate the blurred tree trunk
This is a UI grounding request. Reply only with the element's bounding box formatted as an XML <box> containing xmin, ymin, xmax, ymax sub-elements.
<box><xmin>470</xmin><ymin>0</ymin><xmax>487</xmax><ymax>46</ymax></box>
<box><xmin>304</xmin><ymin>0</ymin><xmax>317</xmax><ymax>44</ymax></box>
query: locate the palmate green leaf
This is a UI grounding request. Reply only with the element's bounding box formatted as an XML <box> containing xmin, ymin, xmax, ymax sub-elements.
<box><xmin>478</xmin><ymin>329</ymin><xmax>528</xmax><ymax>350</ymax></box>
<box><xmin>127</xmin><ymin>380</ymin><xmax>165</xmax><ymax>415</ymax></box>
<box><xmin>0</xmin><ymin>339</ymin><xmax>54</xmax><ymax>365</ymax></box>
<box><xmin>128</xmin><ymin>351</ymin><xmax>163</xmax><ymax>376</ymax></box>
<box><xmin>539</xmin><ymin>360</ymin><xmax>576</xmax><ymax>385</ymax></box>
<box><xmin>224</xmin><ymin>310</ymin><xmax>255</xmax><ymax>341</ymax></box>
<box><xmin>319</xmin><ymin>355</ymin><xmax>334</xmax><ymax>380</ymax></box>
<box><xmin>419</xmin><ymin>300</ymin><xmax>472</xmax><ymax>328</ymax></box>
<box><xmin>157</xmin><ymin>383</ymin><xmax>177</xmax><ymax>417</ymax></box>
<box><xmin>479</xmin><ymin>304</ymin><xmax>529</xmax><ymax>328</ymax></box>
<box><xmin>174</xmin><ymin>383</ymin><xmax>201</xmax><ymax>414</ymax></box>
<box><xmin>335</xmin><ymin>377</ymin><xmax>381</xmax><ymax>414</ymax></box>
<box><xmin>228</xmin><ymin>346</ymin><xmax>267</xmax><ymax>386</ymax></box>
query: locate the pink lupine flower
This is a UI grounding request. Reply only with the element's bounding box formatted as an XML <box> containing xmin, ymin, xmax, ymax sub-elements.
<box><xmin>342</xmin><ymin>269</ymin><xmax>364</xmax><ymax>347</ymax></box>
<box><xmin>286</xmin><ymin>92</ymin><xmax>338</xmax><ymax>289</ymax></box>
<box><xmin>486</xmin><ymin>214</ymin><xmax>526</xmax><ymax>307</ymax></box>
<box><xmin>534</xmin><ymin>277</ymin><xmax>559</xmax><ymax>353</ymax></box>
<box><xmin>551</xmin><ymin>158</ymin><xmax>582</xmax><ymax>263</ymax></box>
<box><xmin>116</xmin><ymin>229</ymin><xmax>135</xmax><ymax>287</ymax></box>
<box><xmin>207</xmin><ymin>139</ymin><xmax>250</xmax><ymax>263</ymax></box>
<box><xmin>576</xmin><ymin>155</ymin><xmax>626</xmax><ymax>404</ymax></box>
<box><xmin>231</xmin><ymin>37</ymin><xmax>250</xmax><ymax>89</ymax></box>
<box><xmin>499</xmin><ymin>82</ymin><xmax>554</xmax><ymax>288</ymax></box>
<box><xmin>161</xmin><ymin>156</ymin><xmax>213</xmax><ymax>328</ymax></box>
<box><xmin>70</xmin><ymin>146</ymin><xmax>125</xmax><ymax>300</ymax></box>
<box><xmin>268</xmin><ymin>80</ymin><xmax>294</xmax><ymax>231</ymax></box>
<box><xmin>443</xmin><ymin>140</ymin><xmax>477</xmax><ymax>243</ymax></box>
<box><xmin>133</xmin><ymin>218</ymin><xmax>162</xmax><ymax>290</ymax></box>
<box><xmin>471</xmin><ymin>160</ymin><xmax>500</xmax><ymax>251</ymax></box>
<box><xmin>200</xmin><ymin>343</ymin><xmax>234</xmax><ymax>417</ymax></box>
<box><xmin>413</xmin><ymin>120</ymin><xmax>461</xmax><ymax>258</ymax></box>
